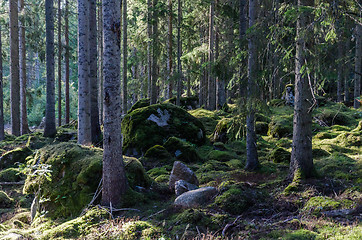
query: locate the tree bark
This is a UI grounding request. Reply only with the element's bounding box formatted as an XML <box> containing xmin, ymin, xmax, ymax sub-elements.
<box><xmin>89</xmin><ymin>0</ymin><xmax>101</xmax><ymax>143</ymax></box>
<box><xmin>57</xmin><ymin>0</ymin><xmax>62</xmax><ymax>126</ymax></box>
<box><xmin>239</xmin><ymin>0</ymin><xmax>247</xmax><ymax>98</ymax></box>
<box><xmin>176</xmin><ymin>0</ymin><xmax>182</xmax><ymax>106</ymax></box>
<box><xmin>19</xmin><ymin>0</ymin><xmax>29</xmax><ymax>135</ymax></box>
<box><xmin>122</xmin><ymin>0</ymin><xmax>128</xmax><ymax>113</ymax></box>
<box><xmin>207</xmin><ymin>0</ymin><xmax>216</xmax><ymax>110</ymax></box>
<box><xmin>65</xmin><ymin>0</ymin><xmax>70</xmax><ymax>124</ymax></box>
<box><xmin>150</xmin><ymin>0</ymin><xmax>159</xmax><ymax>104</ymax></box>
<box><xmin>0</xmin><ymin>25</ymin><xmax>4</xmax><ymax>140</ymax></box>
<box><xmin>245</xmin><ymin>0</ymin><xmax>259</xmax><ymax>171</ymax></box>
<box><xmin>290</xmin><ymin>0</ymin><xmax>314</xmax><ymax>180</ymax></box>
<box><xmin>97</xmin><ymin>0</ymin><xmax>104</xmax><ymax>125</ymax></box>
<box><xmin>353</xmin><ymin>23</ymin><xmax>361</xmax><ymax>109</ymax></box>
<box><xmin>147</xmin><ymin>0</ymin><xmax>152</xmax><ymax>100</ymax></box>
<box><xmin>344</xmin><ymin>39</ymin><xmax>350</xmax><ymax>103</ymax></box>
<box><xmin>78</xmin><ymin>0</ymin><xmax>92</xmax><ymax>145</ymax></box>
<box><xmin>102</xmin><ymin>0</ymin><xmax>128</xmax><ymax>207</ymax></box>
<box><xmin>44</xmin><ymin>0</ymin><xmax>57</xmax><ymax>137</ymax></box>
<box><xmin>9</xmin><ymin>0</ymin><xmax>20</xmax><ymax>136</ymax></box>
<box><xmin>167</xmin><ymin>0</ymin><xmax>173</xmax><ymax>99</ymax></box>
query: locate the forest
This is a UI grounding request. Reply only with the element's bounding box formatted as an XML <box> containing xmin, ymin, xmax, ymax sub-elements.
<box><xmin>0</xmin><ymin>0</ymin><xmax>361</xmax><ymax>239</ymax></box>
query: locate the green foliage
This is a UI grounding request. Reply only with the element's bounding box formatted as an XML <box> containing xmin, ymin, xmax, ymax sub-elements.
<box><xmin>0</xmin><ymin>168</ymin><xmax>25</xmax><ymax>182</ymax></box>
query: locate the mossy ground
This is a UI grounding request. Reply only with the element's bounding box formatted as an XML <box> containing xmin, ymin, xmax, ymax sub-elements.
<box><xmin>0</xmin><ymin>99</ymin><xmax>361</xmax><ymax>239</ymax></box>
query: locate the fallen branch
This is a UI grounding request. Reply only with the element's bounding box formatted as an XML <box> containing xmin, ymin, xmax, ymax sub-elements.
<box><xmin>322</xmin><ymin>205</ymin><xmax>362</xmax><ymax>217</ymax></box>
<box><xmin>222</xmin><ymin>215</ymin><xmax>243</xmax><ymax>236</ymax></box>
<box><xmin>0</xmin><ymin>181</ymin><xmax>25</xmax><ymax>185</ymax></box>
<box><xmin>143</xmin><ymin>209</ymin><xmax>166</xmax><ymax>221</ymax></box>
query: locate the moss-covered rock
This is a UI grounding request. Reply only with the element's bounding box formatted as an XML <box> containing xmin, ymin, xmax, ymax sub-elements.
<box><xmin>23</xmin><ymin>142</ymin><xmax>152</xmax><ymax>218</ymax></box>
<box><xmin>175</xmin><ymin>209</ymin><xmax>212</xmax><ymax>226</ymax></box>
<box><xmin>303</xmin><ymin>196</ymin><xmax>353</xmax><ymax>215</ymax></box>
<box><xmin>207</xmin><ymin>150</ymin><xmax>237</xmax><ymax>162</ymax></box>
<box><xmin>0</xmin><ymin>147</ymin><xmax>33</xmax><ymax>169</ymax></box>
<box><xmin>163</xmin><ymin>137</ymin><xmax>201</xmax><ymax>163</ymax></box>
<box><xmin>268</xmin><ymin>115</ymin><xmax>293</xmax><ymax>138</ymax></box>
<box><xmin>0</xmin><ymin>191</ymin><xmax>14</xmax><ymax>208</ymax></box>
<box><xmin>122</xmin><ymin>103</ymin><xmax>205</xmax><ymax>156</ymax></box>
<box><xmin>0</xmin><ymin>168</ymin><xmax>25</xmax><ymax>182</ymax></box>
<box><xmin>255</xmin><ymin>121</ymin><xmax>269</xmax><ymax>135</ymax></box>
<box><xmin>189</xmin><ymin>108</ymin><xmax>220</xmax><ymax>135</ymax></box>
<box><xmin>269</xmin><ymin>147</ymin><xmax>291</xmax><ymax>163</ymax></box>
<box><xmin>313</xmin><ymin>132</ymin><xmax>338</xmax><ymax>140</ymax></box>
<box><xmin>120</xmin><ymin>220</ymin><xmax>162</xmax><ymax>239</ymax></box>
<box><xmin>127</xmin><ymin>98</ymin><xmax>150</xmax><ymax>113</ymax></box>
<box><xmin>164</xmin><ymin>96</ymin><xmax>199</xmax><ymax>109</ymax></box>
<box><xmin>212</xmin><ymin>116</ymin><xmax>245</xmax><ymax>143</ymax></box>
<box><xmin>315</xmin><ymin>109</ymin><xmax>354</xmax><ymax>126</ymax></box>
<box><xmin>143</xmin><ymin>145</ymin><xmax>173</xmax><ymax>168</ymax></box>
<box><xmin>334</xmin><ymin>132</ymin><xmax>361</xmax><ymax>147</ymax></box>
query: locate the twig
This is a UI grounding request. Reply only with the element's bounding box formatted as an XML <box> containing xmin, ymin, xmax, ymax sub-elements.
<box><xmin>222</xmin><ymin>215</ymin><xmax>243</xmax><ymax>236</ymax></box>
<box><xmin>143</xmin><ymin>209</ymin><xmax>166</xmax><ymax>221</ymax></box>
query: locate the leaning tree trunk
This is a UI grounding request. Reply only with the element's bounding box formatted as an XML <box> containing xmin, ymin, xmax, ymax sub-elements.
<box><xmin>101</xmin><ymin>0</ymin><xmax>128</xmax><ymax>207</ymax></box>
<box><xmin>353</xmin><ymin>23</ymin><xmax>361</xmax><ymax>109</ymax></box>
<box><xmin>122</xmin><ymin>0</ymin><xmax>128</xmax><ymax>113</ymax></box>
<box><xmin>57</xmin><ymin>0</ymin><xmax>62</xmax><ymax>127</ymax></box>
<box><xmin>19</xmin><ymin>0</ymin><xmax>29</xmax><ymax>135</ymax></box>
<box><xmin>0</xmin><ymin>25</ymin><xmax>4</xmax><ymax>140</ymax></box>
<box><xmin>78</xmin><ymin>0</ymin><xmax>92</xmax><ymax>145</ymax></box>
<box><xmin>89</xmin><ymin>0</ymin><xmax>101</xmax><ymax>143</ymax></box>
<box><xmin>44</xmin><ymin>0</ymin><xmax>57</xmax><ymax>137</ymax></box>
<box><xmin>289</xmin><ymin>0</ymin><xmax>314</xmax><ymax>180</ymax></box>
<box><xmin>65</xmin><ymin>0</ymin><xmax>70</xmax><ymax>124</ymax></box>
<box><xmin>176</xmin><ymin>0</ymin><xmax>182</xmax><ymax>106</ymax></box>
<box><xmin>9</xmin><ymin>0</ymin><xmax>20</xmax><ymax>136</ymax></box>
<box><xmin>207</xmin><ymin>0</ymin><xmax>216</xmax><ymax>110</ymax></box>
<box><xmin>245</xmin><ymin>0</ymin><xmax>259</xmax><ymax>171</ymax></box>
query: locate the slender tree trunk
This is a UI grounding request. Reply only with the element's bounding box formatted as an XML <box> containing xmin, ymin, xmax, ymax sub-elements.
<box><xmin>207</xmin><ymin>0</ymin><xmax>216</xmax><ymax>110</ymax></box>
<box><xmin>9</xmin><ymin>0</ymin><xmax>20</xmax><ymax>136</ymax></box>
<box><xmin>102</xmin><ymin>0</ymin><xmax>128</xmax><ymax>207</ymax></box>
<box><xmin>353</xmin><ymin>23</ymin><xmax>361</xmax><ymax>109</ymax></box>
<box><xmin>199</xmin><ymin>26</ymin><xmax>205</xmax><ymax>106</ymax></box>
<box><xmin>239</xmin><ymin>0</ymin><xmax>247</xmax><ymax>98</ymax></box>
<box><xmin>0</xmin><ymin>25</ymin><xmax>4</xmax><ymax>140</ymax></box>
<box><xmin>44</xmin><ymin>0</ymin><xmax>57</xmax><ymax>137</ymax></box>
<box><xmin>147</xmin><ymin>0</ymin><xmax>152</xmax><ymax>100</ymax></box>
<box><xmin>337</xmin><ymin>40</ymin><xmax>343</xmax><ymax>102</ymax></box>
<box><xmin>19</xmin><ymin>0</ymin><xmax>29</xmax><ymax>135</ymax></box>
<box><xmin>167</xmin><ymin>0</ymin><xmax>173</xmax><ymax>99</ymax></box>
<box><xmin>57</xmin><ymin>0</ymin><xmax>62</xmax><ymax>126</ymax></box>
<box><xmin>245</xmin><ymin>0</ymin><xmax>259</xmax><ymax>171</ymax></box>
<box><xmin>122</xmin><ymin>0</ymin><xmax>128</xmax><ymax>113</ymax></box>
<box><xmin>150</xmin><ymin>0</ymin><xmax>159</xmax><ymax>104</ymax></box>
<box><xmin>290</xmin><ymin>0</ymin><xmax>314</xmax><ymax>180</ymax></box>
<box><xmin>78</xmin><ymin>0</ymin><xmax>92</xmax><ymax>145</ymax></box>
<box><xmin>176</xmin><ymin>0</ymin><xmax>182</xmax><ymax>106</ymax></box>
<box><xmin>97</xmin><ymin>0</ymin><xmax>104</xmax><ymax>125</ymax></box>
<box><xmin>344</xmin><ymin>39</ymin><xmax>350</xmax><ymax>103</ymax></box>
<box><xmin>65</xmin><ymin>0</ymin><xmax>70</xmax><ymax>124</ymax></box>
<box><xmin>89</xmin><ymin>0</ymin><xmax>101</xmax><ymax>143</ymax></box>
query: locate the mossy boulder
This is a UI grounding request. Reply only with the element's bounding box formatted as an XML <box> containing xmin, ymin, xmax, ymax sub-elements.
<box><xmin>164</xmin><ymin>96</ymin><xmax>199</xmax><ymax>109</ymax></box>
<box><xmin>122</xmin><ymin>103</ymin><xmax>205</xmax><ymax>156</ymax></box>
<box><xmin>0</xmin><ymin>147</ymin><xmax>33</xmax><ymax>169</ymax></box>
<box><xmin>143</xmin><ymin>145</ymin><xmax>173</xmax><ymax>168</ymax></box>
<box><xmin>303</xmin><ymin>196</ymin><xmax>353</xmax><ymax>215</ymax></box>
<box><xmin>189</xmin><ymin>108</ymin><xmax>220</xmax><ymax>135</ymax></box>
<box><xmin>269</xmin><ymin>147</ymin><xmax>291</xmax><ymax>163</ymax></box>
<box><xmin>23</xmin><ymin>142</ymin><xmax>152</xmax><ymax>218</ymax></box>
<box><xmin>315</xmin><ymin>109</ymin><xmax>353</xmax><ymax>126</ymax></box>
<box><xmin>0</xmin><ymin>191</ymin><xmax>14</xmax><ymax>208</ymax></box>
<box><xmin>255</xmin><ymin>121</ymin><xmax>269</xmax><ymax>135</ymax></box>
<box><xmin>268</xmin><ymin>115</ymin><xmax>293</xmax><ymax>138</ymax></box>
<box><xmin>127</xmin><ymin>98</ymin><xmax>150</xmax><ymax>113</ymax></box>
<box><xmin>120</xmin><ymin>221</ymin><xmax>161</xmax><ymax>239</ymax></box>
<box><xmin>207</xmin><ymin>150</ymin><xmax>237</xmax><ymax>162</ymax></box>
<box><xmin>334</xmin><ymin>132</ymin><xmax>361</xmax><ymax>147</ymax></box>
<box><xmin>0</xmin><ymin>168</ymin><xmax>25</xmax><ymax>182</ymax></box>
<box><xmin>175</xmin><ymin>209</ymin><xmax>212</xmax><ymax>226</ymax></box>
<box><xmin>212</xmin><ymin>116</ymin><xmax>245</xmax><ymax>143</ymax></box>
<box><xmin>163</xmin><ymin>137</ymin><xmax>201</xmax><ymax>163</ymax></box>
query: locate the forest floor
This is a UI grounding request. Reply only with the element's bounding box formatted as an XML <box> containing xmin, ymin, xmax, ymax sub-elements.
<box><xmin>0</xmin><ymin>98</ymin><xmax>361</xmax><ymax>239</ymax></box>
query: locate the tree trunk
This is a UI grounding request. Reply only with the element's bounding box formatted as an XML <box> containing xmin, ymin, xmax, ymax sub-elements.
<box><xmin>344</xmin><ymin>39</ymin><xmax>350</xmax><ymax>103</ymax></box>
<box><xmin>150</xmin><ymin>0</ymin><xmax>159</xmax><ymax>104</ymax></box>
<box><xmin>65</xmin><ymin>0</ymin><xmax>70</xmax><ymax>124</ymax></box>
<box><xmin>9</xmin><ymin>0</ymin><xmax>20</xmax><ymax>136</ymax></box>
<box><xmin>122</xmin><ymin>0</ymin><xmax>128</xmax><ymax>113</ymax></box>
<box><xmin>239</xmin><ymin>0</ymin><xmax>247</xmax><ymax>98</ymax></box>
<box><xmin>0</xmin><ymin>25</ymin><xmax>4</xmax><ymax>140</ymax></box>
<box><xmin>44</xmin><ymin>0</ymin><xmax>57</xmax><ymax>137</ymax></box>
<box><xmin>19</xmin><ymin>0</ymin><xmax>29</xmax><ymax>135</ymax></box>
<box><xmin>290</xmin><ymin>0</ymin><xmax>314</xmax><ymax>180</ymax></box>
<box><xmin>147</xmin><ymin>0</ymin><xmax>152</xmax><ymax>100</ymax></box>
<box><xmin>102</xmin><ymin>0</ymin><xmax>128</xmax><ymax>207</ymax></box>
<box><xmin>89</xmin><ymin>0</ymin><xmax>101</xmax><ymax>143</ymax></box>
<box><xmin>176</xmin><ymin>0</ymin><xmax>182</xmax><ymax>106</ymax></box>
<box><xmin>353</xmin><ymin>23</ymin><xmax>361</xmax><ymax>109</ymax></box>
<box><xmin>57</xmin><ymin>0</ymin><xmax>62</xmax><ymax>127</ymax></box>
<box><xmin>78</xmin><ymin>0</ymin><xmax>92</xmax><ymax>145</ymax></box>
<box><xmin>245</xmin><ymin>0</ymin><xmax>259</xmax><ymax>171</ymax></box>
<box><xmin>207</xmin><ymin>0</ymin><xmax>216</xmax><ymax>110</ymax></box>
<box><xmin>167</xmin><ymin>0</ymin><xmax>173</xmax><ymax>99</ymax></box>
<box><xmin>97</xmin><ymin>0</ymin><xmax>104</xmax><ymax>125</ymax></box>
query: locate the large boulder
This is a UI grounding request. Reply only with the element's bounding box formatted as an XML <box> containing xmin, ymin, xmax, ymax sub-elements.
<box><xmin>164</xmin><ymin>137</ymin><xmax>201</xmax><ymax>163</ymax></box>
<box><xmin>23</xmin><ymin>142</ymin><xmax>152</xmax><ymax>218</ymax></box>
<box><xmin>122</xmin><ymin>103</ymin><xmax>205</xmax><ymax>156</ymax></box>
<box><xmin>175</xmin><ymin>180</ymin><xmax>198</xmax><ymax>196</ymax></box>
<box><xmin>174</xmin><ymin>187</ymin><xmax>218</xmax><ymax>208</ymax></box>
<box><xmin>0</xmin><ymin>147</ymin><xmax>33</xmax><ymax>170</ymax></box>
<box><xmin>169</xmin><ymin>161</ymin><xmax>199</xmax><ymax>191</ymax></box>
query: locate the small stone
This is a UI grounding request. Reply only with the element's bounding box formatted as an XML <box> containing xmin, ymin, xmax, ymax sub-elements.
<box><xmin>169</xmin><ymin>161</ymin><xmax>199</xmax><ymax>191</ymax></box>
<box><xmin>174</xmin><ymin>187</ymin><xmax>218</xmax><ymax>208</ymax></box>
<box><xmin>175</xmin><ymin>180</ymin><xmax>198</xmax><ymax>196</ymax></box>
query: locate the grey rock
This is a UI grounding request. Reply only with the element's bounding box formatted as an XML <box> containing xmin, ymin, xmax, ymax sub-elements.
<box><xmin>174</xmin><ymin>187</ymin><xmax>218</xmax><ymax>208</ymax></box>
<box><xmin>175</xmin><ymin>180</ymin><xmax>198</xmax><ymax>196</ymax></box>
<box><xmin>169</xmin><ymin>161</ymin><xmax>199</xmax><ymax>190</ymax></box>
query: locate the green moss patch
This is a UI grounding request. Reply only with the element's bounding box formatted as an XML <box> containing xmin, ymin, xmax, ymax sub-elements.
<box><xmin>0</xmin><ymin>147</ymin><xmax>33</xmax><ymax>170</ymax></box>
<box><xmin>127</xmin><ymin>98</ymin><xmax>150</xmax><ymax>113</ymax></box>
<box><xmin>0</xmin><ymin>191</ymin><xmax>14</xmax><ymax>208</ymax></box>
<box><xmin>269</xmin><ymin>147</ymin><xmax>291</xmax><ymax>163</ymax></box>
<box><xmin>189</xmin><ymin>108</ymin><xmax>220</xmax><ymax>136</ymax></box>
<box><xmin>164</xmin><ymin>137</ymin><xmax>201</xmax><ymax>163</ymax></box>
<box><xmin>255</xmin><ymin>121</ymin><xmax>269</xmax><ymax>135</ymax></box>
<box><xmin>207</xmin><ymin>150</ymin><xmax>238</xmax><ymax>162</ymax></box>
<box><xmin>303</xmin><ymin>196</ymin><xmax>353</xmax><ymax>215</ymax></box>
<box><xmin>0</xmin><ymin>168</ymin><xmax>25</xmax><ymax>182</ymax></box>
<box><xmin>268</xmin><ymin>115</ymin><xmax>293</xmax><ymax>138</ymax></box>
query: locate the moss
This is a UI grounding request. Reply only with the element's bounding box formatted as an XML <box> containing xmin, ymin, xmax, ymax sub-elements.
<box><xmin>0</xmin><ymin>168</ymin><xmax>25</xmax><ymax>182</ymax></box>
<box><xmin>255</xmin><ymin>121</ymin><xmax>269</xmax><ymax>136</ymax></box>
<box><xmin>122</xmin><ymin>188</ymin><xmax>147</xmax><ymax>207</ymax></box>
<box><xmin>255</xmin><ymin>113</ymin><xmax>271</xmax><ymax>123</ymax></box>
<box><xmin>188</xmin><ymin>108</ymin><xmax>220</xmax><ymax>135</ymax></box>
<box><xmin>284</xmin><ymin>229</ymin><xmax>318</xmax><ymax>240</ymax></box>
<box><xmin>122</xmin><ymin>103</ymin><xmax>205</xmax><ymax>156</ymax></box>
<box><xmin>147</xmin><ymin>166</ymin><xmax>170</xmax><ymax>179</ymax></box>
<box><xmin>164</xmin><ymin>96</ymin><xmax>199</xmax><ymax>109</ymax></box>
<box><xmin>226</xmin><ymin>159</ymin><xmax>244</xmax><ymax>169</ymax></box>
<box><xmin>124</xmin><ymin>156</ymin><xmax>153</xmax><ymax>189</ymax></box>
<box><xmin>269</xmin><ymin>147</ymin><xmax>291</xmax><ymax>163</ymax></box>
<box><xmin>212</xmin><ymin>116</ymin><xmax>246</xmax><ymax>142</ymax></box>
<box><xmin>268</xmin><ymin>99</ymin><xmax>285</xmax><ymax>107</ymax></box>
<box><xmin>303</xmin><ymin>196</ymin><xmax>353</xmax><ymax>215</ymax></box>
<box><xmin>353</xmin><ymin>120</ymin><xmax>362</xmax><ymax>132</ymax></box>
<box><xmin>207</xmin><ymin>150</ymin><xmax>237</xmax><ymax>162</ymax></box>
<box><xmin>331</xmin><ymin>125</ymin><xmax>351</xmax><ymax>132</ymax></box>
<box><xmin>334</xmin><ymin>132</ymin><xmax>361</xmax><ymax>147</ymax></box>
<box><xmin>175</xmin><ymin>209</ymin><xmax>212</xmax><ymax>227</ymax></box>
<box><xmin>313</xmin><ymin>131</ymin><xmax>338</xmax><ymax>140</ymax></box>
<box><xmin>312</xmin><ymin>148</ymin><xmax>330</xmax><ymax>158</ymax></box>
<box><xmin>121</xmin><ymin>221</ymin><xmax>161</xmax><ymax>239</ymax></box>
<box><xmin>0</xmin><ymin>147</ymin><xmax>33</xmax><ymax>169</ymax></box>
<box><xmin>0</xmin><ymin>191</ymin><xmax>14</xmax><ymax>208</ymax></box>
<box><xmin>127</xmin><ymin>98</ymin><xmax>150</xmax><ymax>113</ymax></box>
<box><xmin>163</xmin><ymin>137</ymin><xmax>201</xmax><ymax>163</ymax></box>
<box><xmin>197</xmin><ymin>160</ymin><xmax>231</xmax><ymax>172</ymax></box>
<box><xmin>154</xmin><ymin>174</ymin><xmax>169</xmax><ymax>183</ymax></box>
<box><xmin>41</xmin><ymin>207</ymin><xmax>110</xmax><ymax>239</ymax></box>
<box><xmin>315</xmin><ymin>109</ymin><xmax>354</xmax><ymax>126</ymax></box>
<box><xmin>268</xmin><ymin>115</ymin><xmax>293</xmax><ymax>138</ymax></box>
